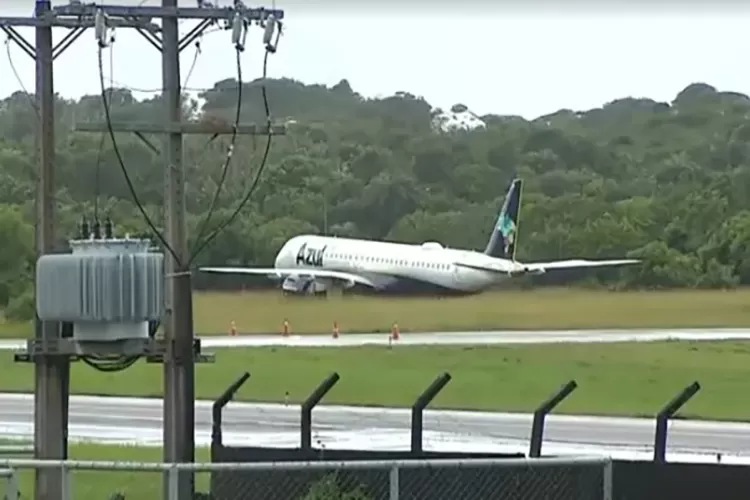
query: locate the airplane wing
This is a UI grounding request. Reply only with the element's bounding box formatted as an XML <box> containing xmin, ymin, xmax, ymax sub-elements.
<box><xmin>522</xmin><ymin>259</ymin><xmax>640</xmax><ymax>273</ymax></box>
<box><xmin>454</xmin><ymin>259</ymin><xmax>639</xmax><ymax>276</ymax></box>
<box><xmin>199</xmin><ymin>267</ymin><xmax>379</xmax><ymax>288</ymax></box>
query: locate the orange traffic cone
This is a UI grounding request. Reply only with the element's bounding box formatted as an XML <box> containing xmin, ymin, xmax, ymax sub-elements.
<box><xmin>229</xmin><ymin>321</ymin><xmax>237</xmax><ymax>337</ymax></box>
<box><xmin>282</xmin><ymin>319</ymin><xmax>290</xmax><ymax>337</ymax></box>
<box><xmin>332</xmin><ymin>321</ymin><xmax>340</xmax><ymax>339</ymax></box>
<box><xmin>390</xmin><ymin>322</ymin><xmax>400</xmax><ymax>341</ymax></box>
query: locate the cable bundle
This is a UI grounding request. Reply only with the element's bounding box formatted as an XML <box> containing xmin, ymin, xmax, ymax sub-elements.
<box><xmin>88</xmin><ymin>10</ymin><xmax>283</xmax><ymax>372</ymax></box>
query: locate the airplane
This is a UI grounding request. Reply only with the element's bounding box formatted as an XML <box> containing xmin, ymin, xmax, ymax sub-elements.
<box><xmin>199</xmin><ymin>178</ymin><xmax>640</xmax><ymax>296</ymax></box>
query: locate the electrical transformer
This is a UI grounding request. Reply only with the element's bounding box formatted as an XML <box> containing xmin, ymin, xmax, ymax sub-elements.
<box><xmin>35</xmin><ymin>232</ymin><xmax>163</xmax><ymax>343</ymax></box>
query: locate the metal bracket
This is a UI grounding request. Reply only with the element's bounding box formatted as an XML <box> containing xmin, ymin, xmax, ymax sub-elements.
<box><xmin>13</xmin><ymin>337</ymin><xmax>215</xmax><ymax>364</ymax></box>
<box><xmin>75</xmin><ymin>121</ymin><xmax>287</xmax><ymax>154</ymax></box>
<box><xmin>74</xmin><ymin>121</ymin><xmax>287</xmax><ymax>135</ymax></box>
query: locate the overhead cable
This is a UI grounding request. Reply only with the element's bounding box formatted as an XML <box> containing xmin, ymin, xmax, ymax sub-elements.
<box><xmin>187</xmin><ymin>15</ymin><xmax>282</xmax><ymax>265</ymax></box>
<box><xmin>95</xmin><ymin>11</ymin><xmax>181</xmax><ymax>265</ymax></box>
<box><xmin>189</xmin><ymin>13</ymin><xmax>247</xmax><ymax>259</ymax></box>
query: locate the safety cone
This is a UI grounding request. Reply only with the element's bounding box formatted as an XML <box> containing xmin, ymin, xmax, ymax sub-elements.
<box><xmin>282</xmin><ymin>319</ymin><xmax>290</xmax><ymax>337</ymax></box>
<box><xmin>229</xmin><ymin>321</ymin><xmax>237</xmax><ymax>337</ymax></box>
<box><xmin>390</xmin><ymin>322</ymin><xmax>400</xmax><ymax>341</ymax></box>
<box><xmin>332</xmin><ymin>321</ymin><xmax>340</xmax><ymax>339</ymax></box>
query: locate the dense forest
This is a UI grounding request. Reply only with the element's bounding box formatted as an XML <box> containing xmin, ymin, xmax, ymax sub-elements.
<box><xmin>0</xmin><ymin>77</ymin><xmax>748</xmax><ymax>317</ymax></box>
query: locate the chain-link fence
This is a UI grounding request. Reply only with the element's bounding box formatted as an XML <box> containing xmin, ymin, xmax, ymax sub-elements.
<box><xmin>0</xmin><ymin>445</ymin><xmax>31</xmax><ymax>500</ymax></box>
<box><xmin>0</xmin><ymin>461</ymin><xmax>207</xmax><ymax>500</ymax></box>
<box><xmin>0</xmin><ymin>455</ymin><xmax>612</xmax><ymax>500</ymax></box>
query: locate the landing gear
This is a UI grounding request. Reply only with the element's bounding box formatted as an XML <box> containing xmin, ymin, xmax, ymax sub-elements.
<box><xmin>302</xmin><ymin>280</ymin><xmax>317</xmax><ymax>295</ymax></box>
<box><xmin>281</xmin><ymin>278</ymin><xmax>348</xmax><ymax>298</ymax></box>
<box><xmin>325</xmin><ymin>285</ymin><xmax>343</xmax><ymax>299</ymax></box>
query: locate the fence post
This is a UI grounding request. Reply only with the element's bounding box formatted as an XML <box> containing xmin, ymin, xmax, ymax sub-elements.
<box><xmin>301</xmin><ymin>372</ymin><xmax>340</xmax><ymax>450</ymax></box>
<box><xmin>529</xmin><ymin>380</ymin><xmax>577</xmax><ymax>457</ymax></box>
<box><xmin>60</xmin><ymin>463</ymin><xmax>69</xmax><ymax>500</ymax></box>
<box><xmin>168</xmin><ymin>464</ymin><xmax>179</xmax><ymax>500</ymax></box>
<box><xmin>3</xmin><ymin>469</ymin><xmax>18</xmax><ymax>500</ymax></box>
<box><xmin>411</xmin><ymin>372</ymin><xmax>452</xmax><ymax>453</ymax></box>
<box><xmin>602</xmin><ymin>458</ymin><xmax>613</xmax><ymax>500</ymax></box>
<box><xmin>389</xmin><ymin>464</ymin><xmax>400</xmax><ymax>500</ymax></box>
<box><xmin>212</xmin><ymin>372</ymin><xmax>251</xmax><ymax>450</ymax></box>
<box><xmin>653</xmin><ymin>381</ymin><xmax>700</xmax><ymax>463</ymax></box>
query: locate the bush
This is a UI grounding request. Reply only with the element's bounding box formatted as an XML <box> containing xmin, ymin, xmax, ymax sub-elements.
<box><xmin>302</xmin><ymin>473</ymin><xmax>372</xmax><ymax>500</ymax></box>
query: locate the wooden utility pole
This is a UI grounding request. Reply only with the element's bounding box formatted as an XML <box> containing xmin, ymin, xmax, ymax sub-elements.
<box><xmin>1</xmin><ymin>2</ymin><xmax>285</xmax><ymax>499</ymax></box>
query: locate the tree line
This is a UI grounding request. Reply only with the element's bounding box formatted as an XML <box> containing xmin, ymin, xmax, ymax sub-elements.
<box><xmin>0</xmin><ymin>78</ymin><xmax>748</xmax><ymax>317</ymax></box>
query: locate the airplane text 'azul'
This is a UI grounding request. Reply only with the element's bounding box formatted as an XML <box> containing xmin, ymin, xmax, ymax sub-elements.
<box><xmin>296</xmin><ymin>243</ymin><xmax>327</xmax><ymax>267</ymax></box>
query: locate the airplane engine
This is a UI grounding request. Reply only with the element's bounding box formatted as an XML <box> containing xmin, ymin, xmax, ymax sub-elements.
<box><xmin>283</xmin><ymin>276</ymin><xmax>321</xmax><ymax>294</ymax></box>
<box><xmin>282</xmin><ymin>276</ymin><xmax>356</xmax><ymax>295</ymax></box>
<box><xmin>282</xmin><ymin>276</ymin><xmax>330</xmax><ymax>295</ymax></box>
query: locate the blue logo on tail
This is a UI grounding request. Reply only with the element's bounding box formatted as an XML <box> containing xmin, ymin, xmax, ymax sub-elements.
<box><xmin>484</xmin><ymin>178</ymin><xmax>522</xmax><ymax>260</ymax></box>
<box><xmin>496</xmin><ymin>214</ymin><xmax>516</xmax><ymax>256</ymax></box>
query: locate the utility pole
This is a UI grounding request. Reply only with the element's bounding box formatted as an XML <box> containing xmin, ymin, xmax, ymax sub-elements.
<box><xmin>1</xmin><ymin>2</ymin><xmax>285</xmax><ymax>499</ymax></box>
<box><xmin>161</xmin><ymin>0</ymin><xmax>196</xmax><ymax>494</ymax></box>
<box><xmin>32</xmin><ymin>1</ymin><xmax>68</xmax><ymax>498</ymax></box>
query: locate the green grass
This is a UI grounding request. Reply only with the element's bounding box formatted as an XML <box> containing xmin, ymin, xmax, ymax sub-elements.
<box><xmin>0</xmin><ymin>442</ymin><xmax>211</xmax><ymax>499</ymax></box>
<box><xmin>1</xmin><ymin>288</ymin><xmax>750</xmax><ymax>338</ymax></box>
<box><xmin>191</xmin><ymin>288</ymin><xmax>750</xmax><ymax>333</ymax></box>
<box><xmin>3</xmin><ymin>341</ymin><xmax>750</xmax><ymax>420</ymax></box>
<box><xmin>0</xmin><ymin>320</ymin><xmax>29</xmax><ymax>338</ymax></box>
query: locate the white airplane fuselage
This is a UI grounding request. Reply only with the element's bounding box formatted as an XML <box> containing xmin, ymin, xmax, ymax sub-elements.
<box><xmin>274</xmin><ymin>234</ymin><xmax>512</xmax><ymax>295</ymax></box>
<box><xmin>199</xmin><ymin>177</ymin><xmax>639</xmax><ymax>295</ymax></box>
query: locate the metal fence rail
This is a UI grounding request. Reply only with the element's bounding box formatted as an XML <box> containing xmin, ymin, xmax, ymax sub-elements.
<box><xmin>0</xmin><ymin>455</ymin><xmax>613</xmax><ymax>500</ymax></box>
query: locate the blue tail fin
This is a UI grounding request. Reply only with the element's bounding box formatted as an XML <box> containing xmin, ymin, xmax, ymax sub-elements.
<box><xmin>484</xmin><ymin>178</ymin><xmax>522</xmax><ymax>260</ymax></box>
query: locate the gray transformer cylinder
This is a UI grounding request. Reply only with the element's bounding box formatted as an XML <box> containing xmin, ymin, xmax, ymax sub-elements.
<box><xmin>36</xmin><ymin>238</ymin><xmax>164</xmax><ymax>342</ymax></box>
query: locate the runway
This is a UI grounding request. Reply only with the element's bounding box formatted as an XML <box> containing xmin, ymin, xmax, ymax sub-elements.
<box><xmin>0</xmin><ymin>393</ymin><xmax>748</xmax><ymax>464</ymax></box>
<box><xmin>2</xmin><ymin>328</ymin><xmax>749</xmax><ymax>464</ymax></box>
<box><xmin>1</xmin><ymin>327</ymin><xmax>749</xmax><ymax>350</ymax></box>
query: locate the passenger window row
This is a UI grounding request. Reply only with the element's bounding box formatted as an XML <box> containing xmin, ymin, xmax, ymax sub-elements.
<box><xmin>329</xmin><ymin>253</ymin><xmax>451</xmax><ymax>270</ymax></box>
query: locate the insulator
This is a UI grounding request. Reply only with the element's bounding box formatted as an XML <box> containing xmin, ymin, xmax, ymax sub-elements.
<box><xmin>104</xmin><ymin>217</ymin><xmax>113</xmax><ymax>239</ymax></box>
<box><xmin>80</xmin><ymin>217</ymin><xmax>90</xmax><ymax>239</ymax></box>
<box><xmin>263</xmin><ymin>15</ymin><xmax>276</xmax><ymax>46</ymax></box>
<box><xmin>94</xmin><ymin>10</ymin><xmax>108</xmax><ymax>47</ymax></box>
<box><xmin>231</xmin><ymin>13</ymin><xmax>244</xmax><ymax>48</ymax></box>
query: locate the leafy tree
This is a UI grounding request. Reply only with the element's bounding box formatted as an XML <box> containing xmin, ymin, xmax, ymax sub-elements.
<box><xmin>1</xmin><ymin>78</ymin><xmax>749</xmax><ymax>299</ymax></box>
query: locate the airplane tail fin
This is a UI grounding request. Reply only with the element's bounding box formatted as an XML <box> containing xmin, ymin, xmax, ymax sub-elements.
<box><xmin>484</xmin><ymin>178</ymin><xmax>522</xmax><ymax>260</ymax></box>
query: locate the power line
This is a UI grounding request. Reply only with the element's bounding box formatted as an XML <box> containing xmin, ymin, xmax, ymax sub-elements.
<box><xmin>189</xmin><ymin>46</ymin><xmax>244</xmax><ymax>260</ymax></box>
<box><xmin>187</xmin><ymin>25</ymin><xmax>281</xmax><ymax>265</ymax></box>
<box><xmin>4</xmin><ymin>37</ymin><xmax>35</xmax><ymax>111</ymax></box>
<box><xmin>82</xmin><ymin>40</ymin><xmax>143</xmax><ymax>374</ymax></box>
<box><xmin>183</xmin><ymin>39</ymin><xmax>202</xmax><ymax>90</ymax></box>
<box><xmin>97</xmin><ymin>41</ymin><xmax>181</xmax><ymax>264</ymax></box>
<box><xmin>0</xmin><ymin>4</ymin><xmax>286</xmax><ymax>500</ymax></box>
<box><xmin>3</xmin><ymin>35</ymin><xmax>71</xmax><ymax>207</ymax></box>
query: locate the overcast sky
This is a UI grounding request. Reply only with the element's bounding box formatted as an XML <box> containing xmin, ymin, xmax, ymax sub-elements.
<box><xmin>2</xmin><ymin>1</ymin><xmax>749</xmax><ymax>119</ymax></box>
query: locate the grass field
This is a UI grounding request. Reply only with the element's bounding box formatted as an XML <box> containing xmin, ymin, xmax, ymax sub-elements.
<box><xmin>194</xmin><ymin>288</ymin><xmax>750</xmax><ymax>333</ymax></box>
<box><xmin>2</xmin><ymin>341</ymin><xmax>750</xmax><ymax>420</ymax></box>
<box><xmin>0</xmin><ymin>442</ymin><xmax>211</xmax><ymax>499</ymax></box>
<box><xmin>2</xmin><ymin>288</ymin><xmax>750</xmax><ymax>338</ymax></box>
